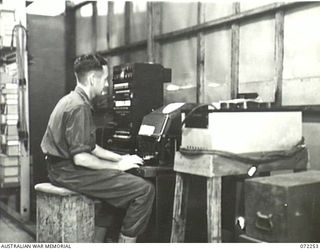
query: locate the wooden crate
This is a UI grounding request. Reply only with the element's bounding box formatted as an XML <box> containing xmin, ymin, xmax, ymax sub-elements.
<box><xmin>245</xmin><ymin>170</ymin><xmax>320</xmax><ymax>242</ymax></box>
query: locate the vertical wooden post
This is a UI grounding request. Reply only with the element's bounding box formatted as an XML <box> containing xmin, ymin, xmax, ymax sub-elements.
<box><xmin>107</xmin><ymin>1</ymin><xmax>114</xmax><ymax>96</ymax></box>
<box><xmin>124</xmin><ymin>1</ymin><xmax>132</xmax><ymax>62</ymax></box>
<box><xmin>92</xmin><ymin>1</ymin><xmax>98</xmax><ymax>53</ymax></box>
<box><xmin>196</xmin><ymin>2</ymin><xmax>205</xmax><ymax>104</ymax></box>
<box><xmin>207</xmin><ymin>177</ymin><xmax>222</xmax><ymax>243</ymax></box>
<box><xmin>154</xmin><ymin>2</ymin><xmax>162</xmax><ymax>64</ymax></box>
<box><xmin>147</xmin><ymin>2</ymin><xmax>153</xmax><ymax>62</ymax></box>
<box><xmin>156</xmin><ymin>3</ymin><xmax>163</xmax><ymax>64</ymax></box>
<box><xmin>15</xmin><ymin>0</ymin><xmax>30</xmax><ymax>220</ymax></box>
<box><xmin>65</xmin><ymin>1</ymin><xmax>76</xmax><ymax>93</ymax></box>
<box><xmin>170</xmin><ymin>173</ymin><xmax>189</xmax><ymax>243</ymax></box>
<box><xmin>274</xmin><ymin>10</ymin><xmax>284</xmax><ymax>106</ymax></box>
<box><xmin>230</xmin><ymin>2</ymin><xmax>240</xmax><ymax>99</ymax></box>
<box><xmin>147</xmin><ymin>2</ymin><xmax>162</xmax><ymax>63</ymax></box>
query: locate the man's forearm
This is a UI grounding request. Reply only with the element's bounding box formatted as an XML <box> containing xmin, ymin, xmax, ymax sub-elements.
<box><xmin>73</xmin><ymin>152</ymin><xmax>119</xmax><ymax>170</ymax></box>
<box><xmin>92</xmin><ymin>144</ymin><xmax>122</xmax><ymax>162</ymax></box>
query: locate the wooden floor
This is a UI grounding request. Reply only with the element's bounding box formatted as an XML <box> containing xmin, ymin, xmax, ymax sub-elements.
<box><xmin>0</xmin><ymin>214</ymin><xmax>35</xmax><ymax>243</ymax></box>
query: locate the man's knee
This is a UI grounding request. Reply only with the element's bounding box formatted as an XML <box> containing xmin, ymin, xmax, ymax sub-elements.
<box><xmin>142</xmin><ymin>180</ymin><xmax>155</xmax><ymax>200</ymax></box>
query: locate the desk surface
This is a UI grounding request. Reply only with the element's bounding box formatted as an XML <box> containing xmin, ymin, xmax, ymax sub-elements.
<box><xmin>127</xmin><ymin>166</ymin><xmax>173</xmax><ymax>178</ymax></box>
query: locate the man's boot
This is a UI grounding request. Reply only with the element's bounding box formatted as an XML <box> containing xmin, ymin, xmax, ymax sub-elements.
<box><xmin>118</xmin><ymin>233</ymin><xmax>137</xmax><ymax>243</ymax></box>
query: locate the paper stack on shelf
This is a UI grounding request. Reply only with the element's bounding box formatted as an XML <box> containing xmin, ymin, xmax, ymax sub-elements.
<box><xmin>0</xmin><ymin>153</ymin><xmax>19</xmax><ymax>188</ymax></box>
<box><xmin>0</xmin><ymin>9</ymin><xmax>16</xmax><ymax>48</ymax></box>
<box><xmin>0</xmin><ymin>70</ymin><xmax>19</xmax><ymax>188</ymax></box>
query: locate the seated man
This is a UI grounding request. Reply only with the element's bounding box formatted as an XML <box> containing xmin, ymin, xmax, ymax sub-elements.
<box><xmin>41</xmin><ymin>54</ymin><xmax>155</xmax><ymax>243</ymax></box>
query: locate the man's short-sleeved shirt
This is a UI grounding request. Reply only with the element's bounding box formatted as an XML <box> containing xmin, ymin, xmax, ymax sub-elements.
<box><xmin>41</xmin><ymin>86</ymin><xmax>96</xmax><ymax>159</ymax></box>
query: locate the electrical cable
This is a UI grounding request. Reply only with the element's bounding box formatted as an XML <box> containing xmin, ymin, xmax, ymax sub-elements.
<box><xmin>179</xmin><ymin>138</ymin><xmax>306</xmax><ymax>165</ymax></box>
<box><xmin>181</xmin><ymin>103</ymin><xmax>218</xmax><ymax>127</ymax></box>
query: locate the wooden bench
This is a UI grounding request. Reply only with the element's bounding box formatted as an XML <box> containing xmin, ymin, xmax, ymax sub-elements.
<box><xmin>35</xmin><ymin>183</ymin><xmax>95</xmax><ymax>243</ymax></box>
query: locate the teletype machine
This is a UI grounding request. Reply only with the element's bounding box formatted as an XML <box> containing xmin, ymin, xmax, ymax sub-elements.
<box><xmin>137</xmin><ymin>103</ymin><xmax>185</xmax><ymax>166</ymax></box>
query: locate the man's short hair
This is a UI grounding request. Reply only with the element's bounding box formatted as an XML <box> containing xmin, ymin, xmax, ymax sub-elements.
<box><xmin>74</xmin><ymin>53</ymin><xmax>108</xmax><ymax>83</ymax></box>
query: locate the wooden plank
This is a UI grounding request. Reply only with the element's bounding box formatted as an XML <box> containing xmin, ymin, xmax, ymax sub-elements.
<box><xmin>154</xmin><ymin>2</ymin><xmax>162</xmax><ymax>63</ymax></box>
<box><xmin>174</xmin><ymin>152</ymin><xmax>249</xmax><ymax>177</ymax></box>
<box><xmin>196</xmin><ymin>2</ymin><xmax>205</xmax><ymax>103</ymax></box>
<box><xmin>124</xmin><ymin>1</ymin><xmax>132</xmax><ymax>62</ymax></box>
<box><xmin>99</xmin><ymin>2</ymin><xmax>315</xmax><ymax>57</ymax></box>
<box><xmin>170</xmin><ymin>173</ymin><xmax>189</xmax><ymax>243</ymax></box>
<box><xmin>64</xmin><ymin>1</ymin><xmax>76</xmax><ymax>93</ymax></box>
<box><xmin>174</xmin><ymin>147</ymin><xmax>308</xmax><ymax>177</ymax></box>
<box><xmin>154</xmin><ymin>2</ymin><xmax>314</xmax><ymax>44</ymax></box>
<box><xmin>70</xmin><ymin>1</ymin><xmax>92</xmax><ymax>10</ymax></box>
<box><xmin>147</xmin><ymin>2</ymin><xmax>162</xmax><ymax>63</ymax></box>
<box><xmin>19</xmin><ymin>154</ymin><xmax>30</xmax><ymax>219</ymax></box>
<box><xmin>106</xmin><ymin>1</ymin><xmax>114</xmax><ymax>97</ymax></box>
<box><xmin>15</xmin><ymin>11</ymin><xmax>30</xmax><ymax>221</ymax></box>
<box><xmin>92</xmin><ymin>1</ymin><xmax>97</xmax><ymax>52</ymax></box>
<box><xmin>207</xmin><ymin>177</ymin><xmax>222</xmax><ymax>243</ymax></box>
<box><xmin>106</xmin><ymin>1</ymin><xmax>113</xmax><ymax>50</ymax></box>
<box><xmin>274</xmin><ymin>10</ymin><xmax>284</xmax><ymax>106</ymax></box>
<box><xmin>231</xmin><ymin>2</ymin><xmax>240</xmax><ymax>99</ymax></box>
<box><xmin>147</xmin><ymin>2</ymin><xmax>153</xmax><ymax>62</ymax></box>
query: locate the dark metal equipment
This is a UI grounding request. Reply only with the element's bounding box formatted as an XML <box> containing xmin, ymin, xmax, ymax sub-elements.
<box><xmin>137</xmin><ymin>104</ymin><xmax>184</xmax><ymax>167</ymax></box>
<box><xmin>107</xmin><ymin>62</ymin><xmax>171</xmax><ymax>154</ymax></box>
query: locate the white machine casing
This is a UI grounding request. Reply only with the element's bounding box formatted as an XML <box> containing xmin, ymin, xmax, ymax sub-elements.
<box><xmin>181</xmin><ymin>111</ymin><xmax>302</xmax><ymax>154</ymax></box>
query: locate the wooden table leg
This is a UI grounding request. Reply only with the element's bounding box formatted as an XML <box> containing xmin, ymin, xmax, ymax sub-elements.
<box><xmin>170</xmin><ymin>173</ymin><xmax>189</xmax><ymax>243</ymax></box>
<box><xmin>207</xmin><ymin>176</ymin><xmax>222</xmax><ymax>243</ymax></box>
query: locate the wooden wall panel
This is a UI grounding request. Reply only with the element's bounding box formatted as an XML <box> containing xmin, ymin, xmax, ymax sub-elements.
<box><xmin>240</xmin><ymin>1</ymin><xmax>274</xmax><ymax>11</ymax></box>
<box><xmin>204</xmin><ymin>29</ymin><xmax>231</xmax><ymax>102</ymax></box>
<box><xmin>96</xmin><ymin>13</ymin><xmax>107</xmax><ymax>52</ymax></box>
<box><xmin>282</xmin><ymin>5</ymin><xmax>320</xmax><ymax>105</ymax></box>
<box><xmin>162</xmin><ymin>2</ymin><xmax>197</xmax><ymax>33</ymax></box>
<box><xmin>130</xmin><ymin>1</ymin><xmax>147</xmax><ymax>43</ymax></box>
<box><xmin>239</xmin><ymin>16</ymin><xmax>275</xmax><ymax>101</ymax></box>
<box><xmin>110</xmin><ymin>1</ymin><xmax>125</xmax><ymax>48</ymax></box>
<box><xmin>239</xmin><ymin>80</ymin><xmax>276</xmax><ymax>103</ymax></box>
<box><xmin>282</xmin><ymin>77</ymin><xmax>320</xmax><ymax>106</ymax></box>
<box><xmin>283</xmin><ymin>5</ymin><xmax>320</xmax><ymax>79</ymax></box>
<box><xmin>162</xmin><ymin>39</ymin><xmax>197</xmax><ymax>105</ymax></box>
<box><xmin>75</xmin><ymin>9</ymin><xmax>92</xmax><ymax>55</ymax></box>
<box><xmin>204</xmin><ymin>3</ymin><xmax>233</xmax><ymax>21</ymax></box>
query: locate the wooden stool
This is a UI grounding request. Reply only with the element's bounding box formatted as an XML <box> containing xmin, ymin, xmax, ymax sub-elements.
<box><xmin>35</xmin><ymin>183</ymin><xmax>95</xmax><ymax>243</ymax></box>
<box><xmin>170</xmin><ymin>149</ymin><xmax>308</xmax><ymax>243</ymax></box>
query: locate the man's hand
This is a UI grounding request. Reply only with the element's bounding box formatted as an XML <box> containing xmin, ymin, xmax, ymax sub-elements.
<box><xmin>117</xmin><ymin>154</ymin><xmax>144</xmax><ymax>172</ymax></box>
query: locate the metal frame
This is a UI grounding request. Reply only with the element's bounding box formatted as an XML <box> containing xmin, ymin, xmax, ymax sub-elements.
<box><xmin>0</xmin><ymin>0</ymin><xmax>30</xmax><ymax>222</ymax></box>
